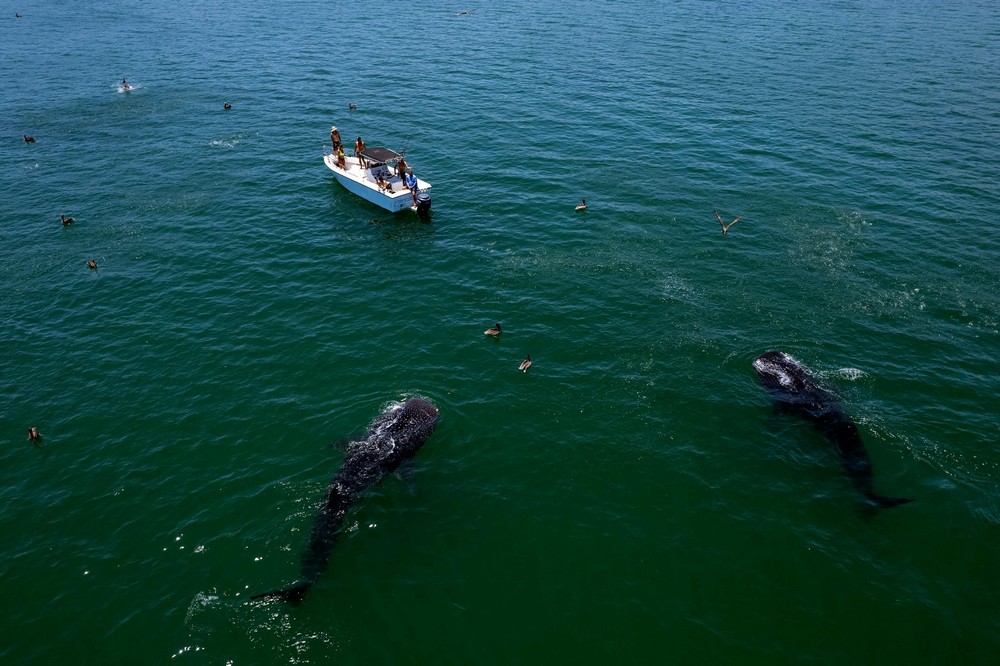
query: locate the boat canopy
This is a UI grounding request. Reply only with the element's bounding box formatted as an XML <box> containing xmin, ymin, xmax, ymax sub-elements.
<box><xmin>359</xmin><ymin>147</ymin><xmax>403</xmax><ymax>166</ymax></box>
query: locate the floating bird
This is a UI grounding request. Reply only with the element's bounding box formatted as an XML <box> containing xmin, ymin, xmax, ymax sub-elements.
<box><xmin>575</xmin><ymin>198</ymin><xmax>587</xmax><ymax>211</ymax></box>
<box><xmin>455</xmin><ymin>8</ymin><xmax>478</xmax><ymax>16</ymax></box>
<box><xmin>484</xmin><ymin>322</ymin><xmax>502</xmax><ymax>336</ymax></box>
<box><xmin>27</xmin><ymin>427</ymin><xmax>41</xmax><ymax>442</ymax></box>
<box><xmin>348</xmin><ymin>102</ymin><xmax>357</xmax><ymax>110</ymax></box>
<box><xmin>223</xmin><ymin>101</ymin><xmax>232</xmax><ymax>109</ymax></box>
<box><xmin>519</xmin><ymin>354</ymin><xmax>532</xmax><ymax>372</ymax></box>
<box><xmin>60</xmin><ymin>214</ymin><xmax>74</xmax><ymax>225</ymax></box>
<box><xmin>23</xmin><ymin>135</ymin><xmax>35</xmax><ymax>143</ymax></box>
<box><xmin>16</xmin><ymin>12</ymin><xmax>23</xmax><ymax>18</ymax></box>
<box><xmin>87</xmin><ymin>259</ymin><xmax>97</xmax><ymax>269</ymax></box>
<box><xmin>714</xmin><ymin>209</ymin><xmax>743</xmax><ymax>235</ymax></box>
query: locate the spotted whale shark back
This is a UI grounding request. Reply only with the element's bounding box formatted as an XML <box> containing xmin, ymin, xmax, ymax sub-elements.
<box><xmin>250</xmin><ymin>396</ymin><xmax>440</xmax><ymax>605</ymax></box>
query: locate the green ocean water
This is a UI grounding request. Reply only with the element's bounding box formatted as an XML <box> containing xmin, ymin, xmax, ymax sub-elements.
<box><xmin>2</xmin><ymin>0</ymin><xmax>999</xmax><ymax>663</ymax></box>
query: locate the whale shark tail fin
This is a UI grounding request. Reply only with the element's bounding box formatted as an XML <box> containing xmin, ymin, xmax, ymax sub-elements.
<box><xmin>250</xmin><ymin>582</ymin><xmax>311</xmax><ymax>605</ymax></box>
<box><xmin>869</xmin><ymin>494</ymin><xmax>915</xmax><ymax>509</ymax></box>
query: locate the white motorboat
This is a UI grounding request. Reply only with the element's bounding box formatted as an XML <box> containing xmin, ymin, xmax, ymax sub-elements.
<box><xmin>323</xmin><ymin>145</ymin><xmax>432</xmax><ymax>214</ymax></box>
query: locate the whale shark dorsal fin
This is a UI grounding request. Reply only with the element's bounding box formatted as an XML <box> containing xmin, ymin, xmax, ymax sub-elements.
<box><xmin>869</xmin><ymin>495</ymin><xmax>915</xmax><ymax>509</ymax></box>
<box><xmin>250</xmin><ymin>582</ymin><xmax>311</xmax><ymax>605</ymax></box>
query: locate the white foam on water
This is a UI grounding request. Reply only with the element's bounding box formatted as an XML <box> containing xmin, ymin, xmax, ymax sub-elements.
<box><xmin>832</xmin><ymin>367</ymin><xmax>866</xmax><ymax>381</ymax></box>
<box><xmin>185</xmin><ymin>590</ymin><xmax>221</xmax><ymax>627</ymax></box>
<box><xmin>209</xmin><ymin>132</ymin><xmax>254</xmax><ymax>149</ymax></box>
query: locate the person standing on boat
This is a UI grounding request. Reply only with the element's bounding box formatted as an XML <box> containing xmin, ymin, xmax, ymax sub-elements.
<box><xmin>395</xmin><ymin>157</ymin><xmax>408</xmax><ymax>180</ymax></box>
<box><xmin>354</xmin><ymin>136</ymin><xmax>366</xmax><ymax>169</ymax></box>
<box><xmin>330</xmin><ymin>126</ymin><xmax>342</xmax><ymax>152</ymax></box>
<box><xmin>405</xmin><ymin>168</ymin><xmax>418</xmax><ymax>206</ymax></box>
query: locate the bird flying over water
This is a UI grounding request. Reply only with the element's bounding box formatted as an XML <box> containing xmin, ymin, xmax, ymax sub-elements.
<box><xmin>714</xmin><ymin>210</ymin><xmax>743</xmax><ymax>235</ymax></box>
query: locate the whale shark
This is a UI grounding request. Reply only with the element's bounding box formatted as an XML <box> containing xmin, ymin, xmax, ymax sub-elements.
<box><xmin>752</xmin><ymin>351</ymin><xmax>913</xmax><ymax>509</ymax></box>
<box><xmin>252</xmin><ymin>396</ymin><xmax>440</xmax><ymax>604</ymax></box>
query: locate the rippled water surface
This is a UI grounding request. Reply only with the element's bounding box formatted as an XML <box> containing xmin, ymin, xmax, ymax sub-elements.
<box><xmin>2</xmin><ymin>0</ymin><xmax>999</xmax><ymax>663</ymax></box>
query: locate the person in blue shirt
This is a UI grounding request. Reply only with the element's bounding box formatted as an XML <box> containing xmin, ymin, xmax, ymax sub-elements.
<box><xmin>405</xmin><ymin>168</ymin><xmax>418</xmax><ymax>205</ymax></box>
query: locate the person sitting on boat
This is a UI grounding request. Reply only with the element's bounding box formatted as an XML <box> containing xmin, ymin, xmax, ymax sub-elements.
<box><xmin>330</xmin><ymin>126</ymin><xmax>342</xmax><ymax>152</ymax></box>
<box><xmin>405</xmin><ymin>168</ymin><xmax>418</xmax><ymax>205</ymax></box>
<box><xmin>336</xmin><ymin>145</ymin><xmax>347</xmax><ymax>169</ymax></box>
<box><xmin>354</xmin><ymin>136</ymin><xmax>366</xmax><ymax>169</ymax></box>
<box><xmin>377</xmin><ymin>174</ymin><xmax>393</xmax><ymax>193</ymax></box>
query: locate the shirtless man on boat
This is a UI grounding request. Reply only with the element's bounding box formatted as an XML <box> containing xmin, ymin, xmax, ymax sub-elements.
<box><xmin>354</xmin><ymin>136</ymin><xmax>366</xmax><ymax>169</ymax></box>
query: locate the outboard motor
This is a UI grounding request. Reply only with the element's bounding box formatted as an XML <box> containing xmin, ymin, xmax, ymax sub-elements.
<box><xmin>415</xmin><ymin>191</ymin><xmax>432</xmax><ymax>217</ymax></box>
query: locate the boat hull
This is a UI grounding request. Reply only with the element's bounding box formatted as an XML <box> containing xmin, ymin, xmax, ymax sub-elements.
<box><xmin>323</xmin><ymin>153</ymin><xmax>431</xmax><ymax>213</ymax></box>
